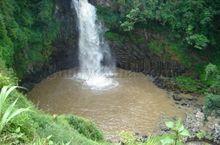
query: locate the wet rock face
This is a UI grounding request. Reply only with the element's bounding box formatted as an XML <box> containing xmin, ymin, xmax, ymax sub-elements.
<box><xmin>51</xmin><ymin>0</ymin><xmax>110</xmax><ymax>70</ymax></box>
<box><xmin>21</xmin><ymin>0</ymin><xmax>79</xmax><ymax>88</ymax></box>
<box><xmin>52</xmin><ymin>0</ymin><xmax>79</xmax><ymax>70</ymax></box>
<box><xmin>52</xmin><ymin>0</ymin><xmax>186</xmax><ymax>78</ymax></box>
<box><xmin>111</xmin><ymin>45</ymin><xmax>186</xmax><ymax>77</ymax></box>
<box><xmin>108</xmin><ymin>30</ymin><xmax>186</xmax><ymax>77</ymax></box>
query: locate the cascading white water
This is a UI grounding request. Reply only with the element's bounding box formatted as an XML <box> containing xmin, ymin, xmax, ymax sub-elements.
<box><xmin>72</xmin><ymin>0</ymin><xmax>118</xmax><ymax>90</ymax></box>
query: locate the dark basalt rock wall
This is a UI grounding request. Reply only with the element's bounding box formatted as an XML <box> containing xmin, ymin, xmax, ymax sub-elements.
<box><xmin>52</xmin><ymin>0</ymin><xmax>78</xmax><ymax>70</ymax></box>
<box><xmin>89</xmin><ymin>0</ymin><xmax>186</xmax><ymax>77</ymax></box>
<box><xmin>109</xmin><ymin>30</ymin><xmax>186</xmax><ymax>77</ymax></box>
<box><xmin>112</xmin><ymin>43</ymin><xmax>186</xmax><ymax>77</ymax></box>
<box><xmin>22</xmin><ymin>0</ymin><xmax>79</xmax><ymax>88</ymax></box>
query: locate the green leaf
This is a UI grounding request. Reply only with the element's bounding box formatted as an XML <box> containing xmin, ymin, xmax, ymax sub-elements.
<box><xmin>0</xmin><ymin>98</ymin><xmax>18</xmax><ymax>132</ymax></box>
<box><xmin>178</xmin><ymin>124</ymin><xmax>185</xmax><ymax>132</ymax></box>
<box><xmin>165</xmin><ymin>121</ymin><xmax>174</xmax><ymax>129</ymax></box>
<box><xmin>180</xmin><ymin>129</ymin><xmax>190</xmax><ymax>137</ymax></box>
<box><xmin>175</xmin><ymin>119</ymin><xmax>182</xmax><ymax>129</ymax></box>
<box><xmin>0</xmin><ymin>86</ymin><xmax>29</xmax><ymax>133</ymax></box>
<box><xmin>15</xmin><ymin>127</ymin><xmax>20</xmax><ymax>133</ymax></box>
<box><xmin>7</xmin><ymin>107</ymin><xmax>30</xmax><ymax>123</ymax></box>
<box><xmin>161</xmin><ymin>137</ymin><xmax>174</xmax><ymax>145</ymax></box>
<box><xmin>196</xmin><ymin>130</ymin><xmax>206</xmax><ymax>139</ymax></box>
<box><xmin>0</xmin><ymin>86</ymin><xmax>18</xmax><ymax>113</ymax></box>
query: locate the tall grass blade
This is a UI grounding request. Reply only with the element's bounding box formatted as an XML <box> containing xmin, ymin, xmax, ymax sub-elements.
<box><xmin>0</xmin><ymin>86</ymin><xmax>18</xmax><ymax>113</ymax></box>
<box><xmin>0</xmin><ymin>86</ymin><xmax>29</xmax><ymax>134</ymax></box>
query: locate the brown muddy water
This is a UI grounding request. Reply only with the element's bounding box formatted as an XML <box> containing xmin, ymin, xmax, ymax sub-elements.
<box><xmin>28</xmin><ymin>69</ymin><xmax>186</xmax><ymax>138</ymax></box>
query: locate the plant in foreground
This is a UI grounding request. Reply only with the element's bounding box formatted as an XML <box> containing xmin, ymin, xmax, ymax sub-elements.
<box><xmin>31</xmin><ymin>135</ymin><xmax>71</xmax><ymax>145</ymax></box>
<box><xmin>161</xmin><ymin>119</ymin><xmax>190</xmax><ymax>145</ymax></box>
<box><xmin>119</xmin><ymin>131</ymin><xmax>161</xmax><ymax>145</ymax></box>
<box><xmin>0</xmin><ymin>86</ymin><xmax>29</xmax><ymax>133</ymax></box>
<box><xmin>119</xmin><ymin>131</ymin><xmax>137</xmax><ymax>145</ymax></box>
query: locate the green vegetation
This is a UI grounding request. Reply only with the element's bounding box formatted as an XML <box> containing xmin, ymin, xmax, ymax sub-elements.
<box><xmin>97</xmin><ymin>0</ymin><xmax>220</xmax><ymax>50</ymax></box>
<box><xmin>1</xmin><ymin>83</ymin><xmax>196</xmax><ymax>145</ymax></box>
<box><xmin>174</xmin><ymin>76</ymin><xmax>205</xmax><ymax>93</ymax></box>
<box><xmin>0</xmin><ymin>85</ymin><xmax>106</xmax><ymax>144</ymax></box>
<box><xmin>148</xmin><ymin>39</ymin><xmax>192</xmax><ymax>67</ymax></box>
<box><xmin>118</xmin><ymin>119</ymin><xmax>190</xmax><ymax>145</ymax></box>
<box><xmin>97</xmin><ymin>0</ymin><xmax>220</xmax><ymax>115</ymax></box>
<box><xmin>97</xmin><ymin>0</ymin><xmax>220</xmax><ymax>74</ymax></box>
<box><xmin>205</xmin><ymin>93</ymin><xmax>220</xmax><ymax>117</ymax></box>
<box><xmin>119</xmin><ymin>131</ymin><xmax>161</xmax><ymax>145</ymax></box>
<box><xmin>161</xmin><ymin>120</ymin><xmax>190</xmax><ymax>145</ymax></box>
<box><xmin>0</xmin><ymin>0</ymin><xmax>219</xmax><ymax>144</ymax></box>
<box><xmin>119</xmin><ymin>0</ymin><xmax>217</xmax><ymax>50</ymax></box>
<box><xmin>204</xmin><ymin>64</ymin><xmax>220</xmax><ymax>117</ymax></box>
<box><xmin>65</xmin><ymin>115</ymin><xmax>103</xmax><ymax>141</ymax></box>
<box><xmin>0</xmin><ymin>1</ymin><xmax>97</xmax><ymax>142</ymax></box>
<box><xmin>0</xmin><ymin>0</ymin><xmax>59</xmax><ymax>78</ymax></box>
<box><xmin>0</xmin><ymin>86</ymin><xmax>29</xmax><ymax>133</ymax></box>
<box><xmin>0</xmin><ymin>0</ymin><xmax>105</xmax><ymax>139</ymax></box>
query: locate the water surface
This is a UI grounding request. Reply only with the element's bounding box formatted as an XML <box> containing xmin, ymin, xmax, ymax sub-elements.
<box><xmin>28</xmin><ymin>69</ymin><xmax>184</xmax><ymax>138</ymax></box>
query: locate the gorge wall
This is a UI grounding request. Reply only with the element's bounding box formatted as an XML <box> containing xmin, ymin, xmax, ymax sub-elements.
<box><xmin>22</xmin><ymin>0</ymin><xmax>78</xmax><ymax>87</ymax></box>
<box><xmin>90</xmin><ymin>0</ymin><xmax>186</xmax><ymax>77</ymax></box>
<box><xmin>22</xmin><ymin>0</ymin><xmax>186</xmax><ymax>87</ymax></box>
<box><xmin>54</xmin><ymin>0</ymin><xmax>186</xmax><ymax>76</ymax></box>
<box><xmin>52</xmin><ymin>0</ymin><xmax>78</xmax><ymax>70</ymax></box>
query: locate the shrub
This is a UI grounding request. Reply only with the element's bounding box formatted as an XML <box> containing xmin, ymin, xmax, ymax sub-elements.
<box><xmin>175</xmin><ymin>76</ymin><xmax>202</xmax><ymax>93</ymax></box>
<box><xmin>205</xmin><ymin>63</ymin><xmax>218</xmax><ymax>81</ymax></box>
<box><xmin>186</xmin><ymin>34</ymin><xmax>209</xmax><ymax>50</ymax></box>
<box><xmin>160</xmin><ymin>119</ymin><xmax>190</xmax><ymax>145</ymax></box>
<box><xmin>204</xmin><ymin>63</ymin><xmax>220</xmax><ymax>93</ymax></box>
<box><xmin>204</xmin><ymin>63</ymin><xmax>220</xmax><ymax>117</ymax></box>
<box><xmin>119</xmin><ymin>131</ymin><xmax>137</xmax><ymax>145</ymax></box>
<box><xmin>0</xmin><ymin>0</ymin><xmax>59</xmax><ymax>78</ymax></box>
<box><xmin>204</xmin><ymin>93</ymin><xmax>220</xmax><ymax>117</ymax></box>
<box><xmin>119</xmin><ymin>131</ymin><xmax>161</xmax><ymax>145</ymax></box>
<box><xmin>96</xmin><ymin>5</ymin><xmax>120</xmax><ymax>29</ymax></box>
<box><xmin>37</xmin><ymin>122</ymin><xmax>75</xmax><ymax>144</ymax></box>
<box><xmin>0</xmin><ymin>59</ymin><xmax>17</xmax><ymax>88</ymax></box>
<box><xmin>0</xmin><ymin>74</ymin><xmax>12</xmax><ymax>88</ymax></box>
<box><xmin>32</xmin><ymin>114</ymin><xmax>101</xmax><ymax>145</ymax></box>
<box><xmin>65</xmin><ymin>115</ymin><xmax>104</xmax><ymax>141</ymax></box>
<box><xmin>118</xmin><ymin>0</ymin><xmax>215</xmax><ymax>50</ymax></box>
<box><xmin>148</xmin><ymin>39</ymin><xmax>192</xmax><ymax>67</ymax></box>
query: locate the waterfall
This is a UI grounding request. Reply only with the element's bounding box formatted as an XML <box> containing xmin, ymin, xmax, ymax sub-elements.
<box><xmin>72</xmin><ymin>0</ymin><xmax>118</xmax><ymax>90</ymax></box>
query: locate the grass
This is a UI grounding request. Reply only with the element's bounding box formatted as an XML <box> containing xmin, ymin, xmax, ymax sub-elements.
<box><xmin>105</xmin><ymin>31</ymin><xmax>124</xmax><ymax>43</ymax></box>
<box><xmin>0</xmin><ymin>61</ymin><xmax>108</xmax><ymax>145</ymax></box>
<box><xmin>118</xmin><ymin>131</ymin><xmax>177</xmax><ymax>145</ymax></box>
<box><xmin>65</xmin><ymin>115</ymin><xmax>104</xmax><ymax>141</ymax></box>
<box><xmin>0</xmin><ymin>85</ymin><xmax>108</xmax><ymax>145</ymax></box>
<box><xmin>173</xmin><ymin>75</ymin><xmax>210</xmax><ymax>94</ymax></box>
<box><xmin>148</xmin><ymin>39</ymin><xmax>192</xmax><ymax>67</ymax></box>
